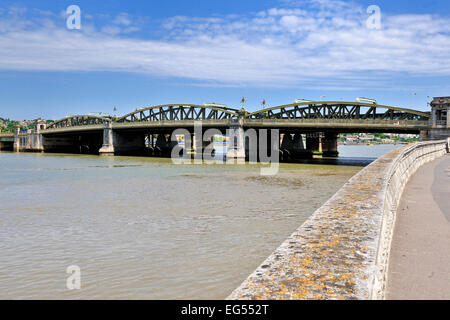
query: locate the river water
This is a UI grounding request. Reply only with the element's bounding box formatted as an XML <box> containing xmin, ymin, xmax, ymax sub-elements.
<box><xmin>0</xmin><ymin>144</ymin><xmax>399</xmax><ymax>299</ymax></box>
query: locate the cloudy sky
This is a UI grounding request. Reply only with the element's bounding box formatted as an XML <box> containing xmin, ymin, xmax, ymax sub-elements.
<box><xmin>0</xmin><ymin>0</ymin><xmax>449</xmax><ymax>119</ymax></box>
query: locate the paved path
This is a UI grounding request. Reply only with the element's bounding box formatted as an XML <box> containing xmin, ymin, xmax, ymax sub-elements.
<box><xmin>387</xmin><ymin>154</ymin><xmax>450</xmax><ymax>300</ymax></box>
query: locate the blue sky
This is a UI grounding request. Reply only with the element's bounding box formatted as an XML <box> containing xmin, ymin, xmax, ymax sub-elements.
<box><xmin>0</xmin><ymin>0</ymin><xmax>450</xmax><ymax>120</ymax></box>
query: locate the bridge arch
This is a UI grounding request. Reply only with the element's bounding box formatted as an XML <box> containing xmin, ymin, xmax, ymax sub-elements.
<box><xmin>46</xmin><ymin>115</ymin><xmax>111</xmax><ymax>130</ymax></box>
<box><xmin>246</xmin><ymin>101</ymin><xmax>430</xmax><ymax>121</ymax></box>
<box><xmin>116</xmin><ymin>104</ymin><xmax>239</xmax><ymax>123</ymax></box>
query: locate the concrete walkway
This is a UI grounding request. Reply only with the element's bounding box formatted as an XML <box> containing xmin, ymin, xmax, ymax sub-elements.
<box><xmin>387</xmin><ymin>154</ymin><xmax>450</xmax><ymax>300</ymax></box>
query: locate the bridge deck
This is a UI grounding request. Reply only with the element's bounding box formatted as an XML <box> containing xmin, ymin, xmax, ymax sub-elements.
<box><xmin>0</xmin><ymin>133</ymin><xmax>14</xmax><ymax>141</ymax></box>
<box><xmin>40</xmin><ymin>119</ymin><xmax>430</xmax><ymax>134</ymax></box>
<box><xmin>244</xmin><ymin>119</ymin><xmax>429</xmax><ymax>133</ymax></box>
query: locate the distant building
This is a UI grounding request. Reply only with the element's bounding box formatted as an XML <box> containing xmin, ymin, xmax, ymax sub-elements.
<box><xmin>431</xmin><ymin>97</ymin><xmax>449</xmax><ymax>127</ymax></box>
<box><xmin>359</xmin><ymin>134</ymin><xmax>375</xmax><ymax>141</ymax></box>
<box><xmin>429</xmin><ymin>97</ymin><xmax>450</xmax><ymax>140</ymax></box>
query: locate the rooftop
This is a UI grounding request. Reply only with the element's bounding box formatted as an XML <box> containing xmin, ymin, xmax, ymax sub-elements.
<box><xmin>431</xmin><ymin>97</ymin><xmax>450</xmax><ymax>105</ymax></box>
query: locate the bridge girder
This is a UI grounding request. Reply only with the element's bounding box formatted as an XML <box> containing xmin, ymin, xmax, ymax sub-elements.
<box><xmin>116</xmin><ymin>104</ymin><xmax>239</xmax><ymax>123</ymax></box>
<box><xmin>42</xmin><ymin>101</ymin><xmax>430</xmax><ymax>131</ymax></box>
<box><xmin>247</xmin><ymin>101</ymin><xmax>430</xmax><ymax>121</ymax></box>
<box><xmin>46</xmin><ymin>115</ymin><xmax>111</xmax><ymax>130</ymax></box>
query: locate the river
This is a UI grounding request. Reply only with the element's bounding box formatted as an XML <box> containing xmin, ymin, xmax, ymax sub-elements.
<box><xmin>0</xmin><ymin>144</ymin><xmax>399</xmax><ymax>299</ymax></box>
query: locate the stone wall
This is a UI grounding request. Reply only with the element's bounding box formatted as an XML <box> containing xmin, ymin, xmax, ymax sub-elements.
<box><xmin>228</xmin><ymin>139</ymin><xmax>449</xmax><ymax>300</ymax></box>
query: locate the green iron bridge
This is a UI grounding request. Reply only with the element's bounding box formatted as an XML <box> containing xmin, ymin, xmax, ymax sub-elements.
<box><xmin>0</xmin><ymin>101</ymin><xmax>431</xmax><ymax>158</ymax></box>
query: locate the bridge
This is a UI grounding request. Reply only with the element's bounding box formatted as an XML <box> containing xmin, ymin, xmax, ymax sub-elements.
<box><xmin>1</xmin><ymin>100</ymin><xmax>444</xmax><ymax>160</ymax></box>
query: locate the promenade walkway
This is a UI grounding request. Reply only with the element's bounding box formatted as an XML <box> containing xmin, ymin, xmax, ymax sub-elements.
<box><xmin>387</xmin><ymin>154</ymin><xmax>450</xmax><ymax>300</ymax></box>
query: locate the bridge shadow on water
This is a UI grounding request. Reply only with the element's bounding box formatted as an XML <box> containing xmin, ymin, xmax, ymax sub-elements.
<box><xmin>283</xmin><ymin>156</ymin><xmax>377</xmax><ymax>167</ymax></box>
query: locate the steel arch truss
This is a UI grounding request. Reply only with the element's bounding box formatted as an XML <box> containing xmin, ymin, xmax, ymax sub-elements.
<box><xmin>248</xmin><ymin>102</ymin><xmax>430</xmax><ymax>121</ymax></box>
<box><xmin>46</xmin><ymin>115</ymin><xmax>111</xmax><ymax>129</ymax></box>
<box><xmin>117</xmin><ymin>104</ymin><xmax>239</xmax><ymax>123</ymax></box>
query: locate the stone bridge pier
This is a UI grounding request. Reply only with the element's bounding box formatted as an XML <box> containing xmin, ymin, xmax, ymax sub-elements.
<box><xmin>99</xmin><ymin>122</ymin><xmax>115</xmax><ymax>155</ymax></box>
<box><xmin>322</xmin><ymin>132</ymin><xmax>339</xmax><ymax>157</ymax></box>
<box><xmin>99</xmin><ymin>124</ymin><xmax>149</xmax><ymax>156</ymax></box>
<box><xmin>99</xmin><ymin>122</ymin><xmax>177</xmax><ymax>156</ymax></box>
<box><xmin>306</xmin><ymin>134</ymin><xmax>322</xmax><ymax>154</ymax></box>
<box><xmin>226</xmin><ymin>118</ymin><xmax>246</xmax><ymax>161</ymax></box>
<box><xmin>13</xmin><ymin>120</ymin><xmax>46</xmax><ymax>152</ymax></box>
<box><xmin>226</xmin><ymin>122</ymin><xmax>340</xmax><ymax>162</ymax></box>
<box><xmin>280</xmin><ymin>133</ymin><xmax>311</xmax><ymax>160</ymax></box>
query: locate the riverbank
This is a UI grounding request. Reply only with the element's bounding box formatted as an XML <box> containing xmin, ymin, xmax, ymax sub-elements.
<box><xmin>228</xmin><ymin>140</ymin><xmax>449</xmax><ymax>300</ymax></box>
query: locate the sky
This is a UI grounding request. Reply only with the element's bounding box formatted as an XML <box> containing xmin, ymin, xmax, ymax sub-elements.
<box><xmin>0</xmin><ymin>0</ymin><xmax>450</xmax><ymax>120</ymax></box>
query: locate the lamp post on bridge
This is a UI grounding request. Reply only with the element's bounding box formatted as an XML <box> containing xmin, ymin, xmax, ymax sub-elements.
<box><xmin>411</xmin><ymin>92</ymin><xmax>416</xmax><ymax>109</ymax></box>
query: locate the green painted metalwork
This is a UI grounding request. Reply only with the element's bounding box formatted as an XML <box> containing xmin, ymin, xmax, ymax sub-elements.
<box><xmin>247</xmin><ymin>101</ymin><xmax>430</xmax><ymax>121</ymax></box>
<box><xmin>116</xmin><ymin>104</ymin><xmax>239</xmax><ymax>123</ymax></box>
<box><xmin>46</xmin><ymin>115</ymin><xmax>111</xmax><ymax>130</ymax></box>
<box><xmin>41</xmin><ymin>101</ymin><xmax>431</xmax><ymax>131</ymax></box>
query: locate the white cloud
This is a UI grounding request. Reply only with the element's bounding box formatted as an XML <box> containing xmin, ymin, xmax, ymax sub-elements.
<box><xmin>0</xmin><ymin>1</ymin><xmax>449</xmax><ymax>89</ymax></box>
<box><xmin>113</xmin><ymin>13</ymin><xmax>132</xmax><ymax>26</ymax></box>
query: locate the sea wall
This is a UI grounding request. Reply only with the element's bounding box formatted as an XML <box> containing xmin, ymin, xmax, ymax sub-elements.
<box><xmin>228</xmin><ymin>139</ymin><xmax>450</xmax><ymax>300</ymax></box>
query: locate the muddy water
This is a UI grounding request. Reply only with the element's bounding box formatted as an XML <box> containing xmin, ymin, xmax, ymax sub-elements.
<box><xmin>0</xmin><ymin>146</ymin><xmax>395</xmax><ymax>299</ymax></box>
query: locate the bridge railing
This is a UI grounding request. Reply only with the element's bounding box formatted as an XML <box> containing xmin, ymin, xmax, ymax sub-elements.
<box><xmin>244</xmin><ymin>118</ymin><xmax>430</xmax><ymax>127</ymax></box>
<box><xmin>435</xmin><ymin>120</ymin><xmax>448</xmax><ymax>127</ymax></box>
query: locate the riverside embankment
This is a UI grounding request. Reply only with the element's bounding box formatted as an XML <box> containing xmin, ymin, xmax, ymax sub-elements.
<box><xmin>228</xmin><ymin>139</ymin><xmax>450</xmax><ymax>300</ymax></box>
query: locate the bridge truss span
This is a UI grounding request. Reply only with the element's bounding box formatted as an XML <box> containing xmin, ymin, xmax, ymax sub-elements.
<box><xmin>46</xmin><ymin>115</ymin><xmax>112</xmax><ymax>130</ymax></box>
<box><xmin>14</xmin><ymin>100</ymin><xmax>434</xmax><ymax>156</ymax></box>
<box><xmin>247</xmin><ymin>101</ymin><xmax>430</xmax><ymax>122</ymax></box>
<box><xmin>116</xmin><ymin>104</ymin><xmax>239</xmax><ymax>123</ymax></box>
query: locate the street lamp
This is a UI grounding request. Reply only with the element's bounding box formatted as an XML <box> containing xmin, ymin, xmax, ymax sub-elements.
<box><xmin>411</xmin><ymin>92</ymin><xmax>416</xmax><ymax>109</ymax></box>
<box><xmin>426</xmin><ymin>96</ymin><xmax>432</xmax><ymax>108</ymax></box>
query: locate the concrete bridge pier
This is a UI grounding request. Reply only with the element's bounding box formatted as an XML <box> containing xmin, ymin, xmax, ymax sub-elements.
<box><xmin>154</xmin><ymin>133</ymin><xmax>171</xmax><ymax>156</ymax></box>
<box><xmin>11</xmin><ymin>120</ymin><xmax>46</xmax><ymax>153</ymax></box>
<box><xmin>99</xmin><ymin>122</ymin><xmax>115</xmax><ymax>156</ymax></box>
<box><xmin>148</xmin><ymin>133</ymin><xmax>160</xmax><ymax>155</ymax></box>
<box><xmin>280</xmin><ymin>133</ymin><xmax>311</xmax><ymax>160</ymax></box>
<box><xmin>322</xmin><ymin>132</ymin><xmax>339</xmax><ymax>157</ymax></box>
<box><xmin>30</xmin><ymin>120</ymin><xmax>46</xmax><ymax>152</ymax></box>
<box><xmin>280</xmin><ymin>133</ymin><xmax>294</xmax><ymax>161</ymax></box>
<box><xmin>100</xmin><ymin>122</ymin><xmax>158</xmax><ymax>156</ymax></box>
<box><xmin>292</xmin><ymin>134</ymin><xmax>305</xmax><ymax>151</ymax></box>
<box><xmin>199</xmin><ymin>136</ymin><xmax>215</xmax><ymax>158</ymax></box>
<box><xmin>13</xmin><ymin>126</ymin><xmax>20</xmax><ymax>152</ymax></box>
<box><xmin>291</xmin><ymin>133</ymin><xmax>312</xmax><ymax>159</ymax></box>
<box><xmin>306</xmin><ymin>134</ymin><xmax>322</xmax><ymax>155</ymax></box>
<box><xmin>226</xmin><ymin>118</ymin><xmax>246</xmax><ymax>161</ymax></box>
